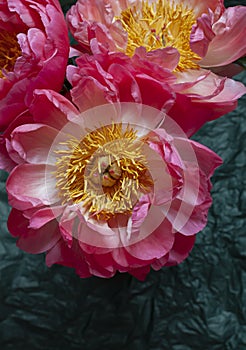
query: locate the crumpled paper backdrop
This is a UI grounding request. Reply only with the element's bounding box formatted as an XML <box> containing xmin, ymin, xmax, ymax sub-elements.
<box><xmin>0</xmin><ymin>1</ymin><xmax>245</xmax><ymax>349</ymax></box>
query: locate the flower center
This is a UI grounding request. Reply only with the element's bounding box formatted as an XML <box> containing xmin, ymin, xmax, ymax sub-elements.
<box><xmin>117</xmin><ymin>0</ymin><xmax>201</xmax><ymax>71</ymax></box>
<box><xmin>0</xmin><ymin>30</ymin><xmax>21</xmax><ymax>79</ymax></box>
<box><xmin>55</xmin><ymin>123</ymin><xmax>153</xmax><ymax>220</ymax></box>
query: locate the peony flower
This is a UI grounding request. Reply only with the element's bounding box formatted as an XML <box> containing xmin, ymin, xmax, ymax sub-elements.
<box><xmin>66</xmin><ymin>0</ymin><xmax>246</xmax><ymax>133</ymax></box>
<box><xmin>67</xmin><ymin>0</ymin><xmax>246</xmax><ymax>70</ymax></box>
<box><xmin>66</xmin><ymin>47</ymin><xmax>246</xmax><ymax>137</ymax></box>
<box><xmin>0</xmin><ymin>0</ymin><xmax>69</xmax><ymax>131</ymax></box>
<box><xmin>5</xmin><ymin>89</ymin><xmax>222</xmax><ymax>280</ymax></box>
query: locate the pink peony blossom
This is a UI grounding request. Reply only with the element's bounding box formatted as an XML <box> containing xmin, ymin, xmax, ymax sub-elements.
<box><xmin>5</xmin><ymin>89</ymin><xmax>222</xmax><ymax>280</ymax></box>
<box><xmin>0</xmin><ymin>0</ymin><xmax>69</xmax><ymax>131</ymax></box>
<box><xmin>66</xmin><ymin>46</ymin><xmax>246</xmax><ymax>137</ymax></box>
<box><xmin>67</xmin><ymin>0</ymin><xmax>246</xmax><ymax>69</ymax></box>
<box><xmin>66</xmin><ymin>0</ymin><xmax>246</xmax><ymax>132</ymax></box>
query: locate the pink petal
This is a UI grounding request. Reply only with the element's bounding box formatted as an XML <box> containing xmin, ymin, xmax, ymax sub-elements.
<box><xmin>169</xmin><ymin>69</ymin><xmax>246</xmax><ymax>136</ymax></box>
<box><xmin>7</xmin><ymin>164</ymin><xmax>58</xmax><ymax>210</ymax></box>
<box><xmin>83</xmin><ymin>253</ymin><xmax>116</xmax><ymax>278</ymax></box>
<box><xmin>134</xmin><ymin>46</ymin><xmax>180</xmax><ymax>72</ymax></box>
<box><xmin>23</xmin><ymin>4</ymin><xmax>69</xmax><ymax>106</ymax></box>
<box><xmin>8</xmin><ymin>208</ymin><xmax>29</xmax><ymax>237</ymax></box>
<box><xmin>72</xmin><ymin>0</ymin><xmax>115</xmax><ymax>24</ymax></box>
<box><xmin>20</xmin><ymin>28</ymin><xmax>46</xmax><ymax>60</ymax></box>
<box><xmin>70</xmin><ymin>76</ymin><xmax>113</xmax><ymax>112</ymax></box>
<box><xmin>45</xmin><ymin>239</ymin><xmax>92</xmax><ymax>278</ymax></box>
<box><xmin>0</xmin><ymin>140</ymin><xmax>17</xmax><ymax>172</ymax></box>
<box><xmin>0</xmin><ymin>1</ymin><xmax>69</xmax><ymax>131</ymax></box>
<box><xmin>168</xmin><ymin>93</ymin><xmax>221</xmax><ymax>137</ymax></box>
<box><xmin>8</xmin><ymin>0</ymin><xmax>43</xmax><ymax>28</ymax></box>
<box><xmin>164</xmin><ymin>167</ymin><xmax>215</xmax><ymax>236</ymax></box>
<box><xmin>185</xmin><ymin>139</ymin><xmax>223</xmax><ymax>177</ymax></box>
<box><xmin>190</xmin><ymin>13</ymin><xmax>215</xmax><ymax>58</ymax></box>
<box><xmin>90</xmin><ymin>21</ymin><xmax>125</xmax><ymax>52</ymax></box>
<box><xmin>203</xmin><ymin>75</ymin><xmax>246</xmax><ymax>103</ymax></box>
<box><xmin>129</xmin><ymin>204</ymin><xmax>168</xmax><ymax>248</ymax></box>
<box><xmin>126</xmin><ymin>218</ymin><xmax>175</xmax><ymax>260</ymax></box>
<box><xmin>59</xmin><ymin>206</ymin><xmax>119</xmax><ymax>250</ymax></box>
<box><xmin>134</xmin><ymin>74</ymin><xmax>175</xmax><ymax>112</ymax></box>
<box><xmin>174</xmin><ymin>69</ymin><xmax>226</xmax><ymax>98</ymax></box>
<box><xmin>128</xmin><ymin>265</ymin><xmax>151</xmax><ymax>281</ymax></box>
<box><xmin>111</xmin><ymin>247</ymin><xmax>149</xmax><ymax>268</ymax></box>
<box><xmin>0</xmin><ymin>78</ymin><xmax>31</xmax><ymax>131</ymax></box>
<box><xmin>108</xmin><ymin>63</ymin><xmax>142</xmax><ymax>103</ymax></box>
<box><xmin>30</xmin><ymin>89</ymin><xmax>79</xmax><ymax>129</ymax></box>
<box><xmin>151</xmin><ymin>254</ymin><xmax>169</xmax><ymax>271</ymax></box>
<box><xmin>0</xmin><ymin>1</ymin><xmax>27</xmax><ymax>32</ymax></box>
<box><xmin>45</xmin><ymin>238</ymin><xmax>75</xmax><ymax>267</ymax></box>
<box><xmin>200</xmin><ymin>6</ymin><xmax>246</xmax><ymax>67</ymax></box>
<box><xmin>210</xmin><ymin>64</ymin><xmax>244</xmax><ymax>78</ymax></box>
<box><xmin>0</xmin><ymin>112</ymin><xmax>33</xmax><ymax>171</ymax></box>
<box><xmin>109</xmin><ymin>19</ymin><xmax>128</xmax><ymax>50</ymax></box>
<box><xmin>183</xmin><ymin>0</ymin><xmax>224</xmax><ymax>17</ymax></box>
<box><xmin>29</xmin><ymin>206</ymin><xmax>64</xmax><ymax>229</ymax></box>
<box><xmin>5</xmin><ymin>138</ymin><xmax>25</xmax><ymax>166</ymax></box>
<box><xmin>7</xmin><ymin>208</ymin><xmax>60</xmax><ymax>254</ymax></box>
<box><xmin>10</xmin><ymin>124</ymin><xmax>59</xmax><ymax>165</ymax></box>
<box><xmin>67</xmin><ymin>0</ymin><xmax>127</xmax><ymax>51</ymax></box>
<box><xmin>165</xmin><ymin>233</ymin><xmax>196</xmax><ymax>266</ymax></box>
<box><xmin>17</xmin><ymin>220</ymin><xmax>61</xmax><ymax>254</ymax></box>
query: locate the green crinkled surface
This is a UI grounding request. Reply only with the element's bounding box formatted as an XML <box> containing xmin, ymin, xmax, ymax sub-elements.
<box><xmin>0</xmin><ymin>1</ymin><xmax>246</xmax><ymax>349</ymax></box>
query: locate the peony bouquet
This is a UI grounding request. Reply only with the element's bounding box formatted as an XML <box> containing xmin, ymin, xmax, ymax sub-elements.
<box><xmin>0</xmin><ymin>0</ymin><xmax>245</xmax><ymax>280</ymax></box>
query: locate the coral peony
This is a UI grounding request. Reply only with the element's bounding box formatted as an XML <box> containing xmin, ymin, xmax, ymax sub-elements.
<box><xmin>5</xmin><ymin>90</ymin><xmax>222</xmax><ymax>280</ymax></box>
<box><xmin>66</xmin><ymin>47</ymin><xmax>246</xmax><ymax>137</ymax></box>
<box><xmin>0</xmin><ymin>0</ymin><xmax>69</xmax><ymax>131</ymax></box>
<box><xmin>67</xmin><ymin>0</ymin><xmax>246</xmax><ymax>70</ymax></box>
<box><xmin>66</xmin><ymin>0</ymin><xmax>246</xmax><ymax>134</ymax></box>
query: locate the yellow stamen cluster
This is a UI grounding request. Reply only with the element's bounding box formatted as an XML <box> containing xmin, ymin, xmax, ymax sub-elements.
<box><xmin>117</xmin><ymin>0</ymin><xmax>201</xmax><ymax>71</ymax></box>
<box><xmin>0</xmin><ymin>30</ymin><xmax>21</xmax><ymax>79</ymax></box>
<box><xmin>55</xmin><ymin>123</ymin><xmax>153</xmax><ymax>220</ymax></box>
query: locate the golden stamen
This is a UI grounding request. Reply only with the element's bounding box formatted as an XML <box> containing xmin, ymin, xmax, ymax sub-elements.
<box><xmin>0</xmin><ymin>30</ymin><xmax>21</xmax><ymax>79</ymax></box>
<box><xmin>55</xmin><ymin>123</ymin><xmax>153</xmax><ymax>221</ymax></box>
<box><xmin>116</xmin><ymin>0</ymin><xmax>201</xmax><ymax>71</ymax></box>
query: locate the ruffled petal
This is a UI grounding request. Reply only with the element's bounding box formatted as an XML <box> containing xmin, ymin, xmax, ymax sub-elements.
<box><xmin>7</xmin><ymin>164</ymin><xmax>59</xmax><ymax>210</ymax></box>
<box><xmin>0</xmin><ymin>78</ymin><xmax>31</xmax><ymax>131</ymax></box>
<box><xmin>0</xmin><ymin>140</ymin><xmax>17</xmax><ymax>172</ymax></box>
<box><xmin>182</xmin><ymin>0</ymin><xmax>224</xmax><ymax>17</ymax></box>
<box><xmin>10</xmin><ymin>124</ymin><xmax>59</xmax><ymax>165</ymax></box>
<box><xmin>7</xmin><ymin>208</ymin><xmax>60</xmax><ymax>254</ymax></box>
<box><xmin>200</xmin><ymin>6</ymin><xmax>246</xmax><ymax>67</ymax></box>
<box><xmin>125</xmin><ymin>218</ymin><xmax>175</xmax><ymax>260</ymax></box>
<box><xmin>169</xmin><ymin>69</ymin><xmax>246</xmax><ymax>136</ymax></box>
<box><xmin>30</xmin><ymin>89</ymin><xmax>79</xmax><ymax>129</ymax></box>
<box><xmin>190</xmin><ymin>13</ymin><xmax>215</xmax><ymax>58</ymax></box>
<box><xmin>128</xmin><ymin>265</ymin><xmax>151</xmax><ymax>281</ymax></box>
<box><xmin>46</xmin><ymin>239</ymin><xmax>92</xmax><ymax>278</ymax></box>
<box><xmin>67</xmin><ymin>0</ymin><xmax>128</xmax><ymax>51</ymax></box>
<box><xmin>7</xmin><ymin>208</ymin><xmax>30</xmax><ymax>237</ymax></box>
<box><xmin>70</xmin><ymin>75</ymin><xmax>114</xmax><ymax>112</ymax></box>
<box><xmin>29</xmin><ymin>206</ymin><xmax>64</xmax><ymax>229</ymax></box>
<box><xmin>185</xmin><ymin>139</ymin><xmax>223</xmax><ymax>177</ymax></box>
<box><xmin>17</xmin><ymin>220</ymin><xmax>60</xmax><ymax>254</ymax></box>
<box><xmin>134</xmin><ymin>46</ymin><xmax>180</xmax><ymax>72</ymax></box>
<box><xmin>0</xmin><ymin>0</ymin><xmax>69</xmax><ymax>130</ymax></box>
<box><xmin>165</xmin><ymin>233</ymin><xmax>196</xmax><ymax>266</ymax></box>
<box><xmin>164</xmin><ymin>167</ymin><xmax>214</xmax><ymax>236</ymax></box>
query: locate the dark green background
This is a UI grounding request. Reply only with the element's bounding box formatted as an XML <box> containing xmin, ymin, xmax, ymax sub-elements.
<box><xmin>0</xmin><ymin>1</ymin><xmax>245</xmax><ymax>349</ymax></box>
